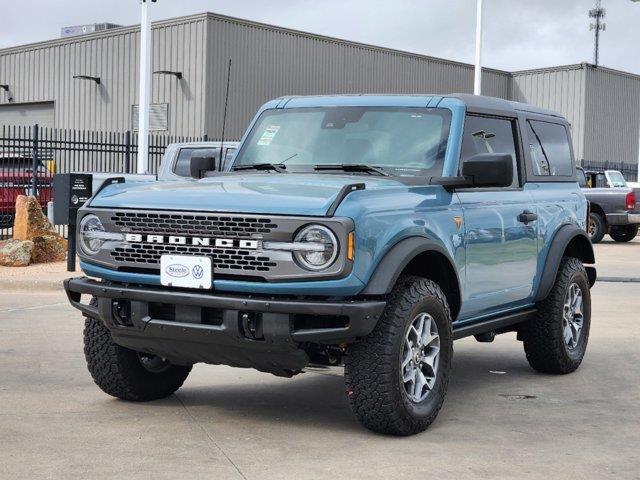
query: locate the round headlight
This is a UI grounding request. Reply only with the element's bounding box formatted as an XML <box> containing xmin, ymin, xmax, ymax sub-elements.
<box><xmin>79</xmin><ymin>214</ymin><xmax>106</xmax><ymax>255</ymax></box>
<box><xmin>293</xmin><ymin>225</ymin><xmax>338</xmax><ymax>271</ymax></box>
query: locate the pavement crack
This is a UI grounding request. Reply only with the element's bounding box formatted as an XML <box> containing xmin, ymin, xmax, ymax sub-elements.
<box><xmin>175</xmin><ymin>394</ymin><xmax>248</xmax><ymax>480</ymax></box>
<box><xmin>597</xmin><ymin>277</ymin><xmax>640</xmax><ymax>283</ymax></box>
<box><xmin>0</xmin><ymin>302</ymin><xmax>68</xmax><ymax>314</ymax></box>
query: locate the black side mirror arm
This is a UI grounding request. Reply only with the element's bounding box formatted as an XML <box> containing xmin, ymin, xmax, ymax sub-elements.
<box><xmin>429</xmin><ymin>176</ymin><xmax>473</xmax><ymax>192</ymax></box>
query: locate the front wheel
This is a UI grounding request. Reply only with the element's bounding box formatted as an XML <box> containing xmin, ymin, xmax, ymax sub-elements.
<box><xmin>521</xmin><ymin>257</ymin><xmax>591</xmax><ymax>374</ymax></box>
<box><xmin>609</xmin><ymin>224</ymin><xmax>638</xmax><ymax>242</ymax></box>
<box><xmin>84</xmin><ymin>317</ymin><xmax>192</xmax><ymax>401</ymax></box>
<box><xmin>344</xmin><ymin>276</ymin><xmax>453</xmax><ymax>436</ymax></box>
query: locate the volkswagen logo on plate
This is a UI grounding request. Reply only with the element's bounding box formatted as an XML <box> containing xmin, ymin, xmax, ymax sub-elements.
<box><xmin>192</xmin><ymin>264</ymin><xmax>204</xmax><ymax>280</ymax></box>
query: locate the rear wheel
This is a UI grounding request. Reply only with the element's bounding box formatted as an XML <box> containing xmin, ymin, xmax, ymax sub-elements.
<box><xmin>344</xmin><ymin>276</ymin><xmax>452</xmax><ymax>436</ymax></box>
<box><xmin>84</xmin><ymin>316</ymin><xmax>192</xmax><ymax>401</ymax></box>
<box><xmin>521</xmin><ymin>257</ymin><xmax>591</xmax><ymax>374</ymax></box>
<box><xmin>587</xmin><ymin>212</ymin><xmax>606</xmax><ymax>244</ymax></box>
<box><xmin>609</xmin><ymin>224</ymin><xmax>638</xmax><ymax>242</ymax></box>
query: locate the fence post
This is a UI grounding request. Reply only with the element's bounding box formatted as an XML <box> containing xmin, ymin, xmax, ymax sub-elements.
<box><xmin>30</xmin><ymin>124</ymin><xmax>39</xmax><ymax>196</ymax></box>
<box><xmin>124</xmin><ymin>130</ymin><xmax>131</xmax><ymax>174</ymax></box>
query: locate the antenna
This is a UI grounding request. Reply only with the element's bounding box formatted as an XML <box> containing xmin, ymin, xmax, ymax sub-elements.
<box><xmin>219</xmin><ymin>58</ymin><xmax>232</xmax><ymax>168</ymax></box>
<box><xmin>589</xmin><ymin>0</ymin><xmax>606</xmax><ymax>66</ymax></box>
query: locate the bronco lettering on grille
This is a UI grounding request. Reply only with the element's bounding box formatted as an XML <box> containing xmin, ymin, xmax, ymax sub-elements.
<box><xmin>124</xmin><ymin>233</ymin><xmax>259</xmax><ymax>250</ymax></box>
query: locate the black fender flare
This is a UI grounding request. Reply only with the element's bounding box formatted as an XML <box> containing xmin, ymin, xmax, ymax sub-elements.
<box><xmin>534</xmin><ymin>224</ymin><xmax>596</xmax><ymax>302</ymax></box>
<box><xmin>361</xmin><ymin>236</ymin><xmax>461</xmax><ymax>299</ymax></box>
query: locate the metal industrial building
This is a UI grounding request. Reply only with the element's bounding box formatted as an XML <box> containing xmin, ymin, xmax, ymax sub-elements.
<box><xmin>0</xmin><ymin>12</ymin><xmax>639</xmax><ymax>170</ymax></box>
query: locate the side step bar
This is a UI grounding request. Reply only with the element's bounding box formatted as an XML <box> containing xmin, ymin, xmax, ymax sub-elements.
<box><xmin>453</xmin><ymin>308</ymin><xmax>536</xmax><ymax>340</ymax></box>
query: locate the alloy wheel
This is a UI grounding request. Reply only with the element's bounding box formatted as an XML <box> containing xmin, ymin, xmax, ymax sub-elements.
<box><xmin>563</xmin><ymin>283</ymin><xmax>584</xmax><ymax>350</ymax></box>
<box><xmin>401</xmin><ymin>312</ymin><xmax>441</xmax><ymax>403</ymax></box>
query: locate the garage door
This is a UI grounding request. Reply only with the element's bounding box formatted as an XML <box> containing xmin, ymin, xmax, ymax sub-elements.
<box><xmin>0</xmin><ymin>102</ymin><xmax>55</xmax><ymax>128</ymax></box>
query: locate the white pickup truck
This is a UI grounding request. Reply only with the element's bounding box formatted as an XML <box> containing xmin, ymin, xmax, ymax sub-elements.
<box><xmin>89</xmin><ymin>141</ymin><xmax>239</xmax><ymax>193</ymax></box>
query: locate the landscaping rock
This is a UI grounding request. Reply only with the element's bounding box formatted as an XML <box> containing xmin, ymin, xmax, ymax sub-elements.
<box><xmin>12</xmin><ymin>195</ymin><xmax>67</xmax><ymax>264</ymax></box>
<box><xmin>0</xmin><ymin>239</ymin><xmax>34</xmax><ymax>267</ymax></box>
<box><xmin>31</xmin><ymin>235</ymin><xmax>67</xmax><ymax>264</ymax></box>
<box><xmin>13</xmin><ymin>195</ymin><xmax>56</xmax><ymax>240</ymax></box>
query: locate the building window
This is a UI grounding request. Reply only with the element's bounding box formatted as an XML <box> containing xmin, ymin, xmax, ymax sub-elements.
<box><xmin>527</xmin><ymin>120</ymin><xmax>572</xmax><ymax>176</ymax></box>
<box><xmin>131</xmin><ymin>103</ymin><xmax>169</xmax><ymax>131</ymax></box>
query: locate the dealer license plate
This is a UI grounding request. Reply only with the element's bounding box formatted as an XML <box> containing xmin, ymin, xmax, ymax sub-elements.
<box><xmin>160</xmin><ymin>255</ymin><xmax>212</xmax><ymax>289</ymax></box>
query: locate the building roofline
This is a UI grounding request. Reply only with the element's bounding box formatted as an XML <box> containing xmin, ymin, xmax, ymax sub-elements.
<box><xmin>0</xmin><ymin>11</ymin><xmax>511</xmax><ymax>76</ymax></box>
<box><xmin>201</xmin><ymin>12</ymin><xmax>512</xmax><ymax>75</ymax></box>
<box><xmin>0</xmin><ymin>12</ymin><xmax>210</xmax><ymax>55</ymax></box>
<box><xmin>513</xmin><ymin>62</ymin><xmax>640</xmax><ymax>81</ymax></box>
<box><xmin>2</xmin><ymin>11</ymin><xmax>639</xmax><ymax>82</ymax></box>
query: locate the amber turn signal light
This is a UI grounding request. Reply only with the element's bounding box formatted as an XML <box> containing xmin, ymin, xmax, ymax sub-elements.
<box><xmin>347</xmin><ymin>231</ymin><xmax>355</xmax><ymax>261</ymax></box>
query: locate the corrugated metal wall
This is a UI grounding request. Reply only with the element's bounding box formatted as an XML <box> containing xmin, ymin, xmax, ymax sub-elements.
<box><xmin>0</xmin><ymin>15</ymin><xmax>208</xmax><ymax>136</ymax></box>
<box><xmin>0</xmin><ymin>12</ymin><xmax>511</xmax><ymax>139</ymax></box>
<box><xmin>2</xmin><ymin>11</ymin><xmax>637</xmax><ymax>168</ymax></box>
<box><xmin>511</xmin><ymin>65</ymin><xmax>587</xmax><ymax>161</ymax></box>
<box><xmin>512</xmin><ymin>64</ymin><xmax>640</xmax><ymax>167</ymax></box>
<box><xmin>204</xmin><ymin>14</ymin><xmax>512</xmax><ymax>140</ymax></box>
<box><xmin>583</xmin><ymin>66</ymin><xmax>640</xmax><ymax>165</ymax></box>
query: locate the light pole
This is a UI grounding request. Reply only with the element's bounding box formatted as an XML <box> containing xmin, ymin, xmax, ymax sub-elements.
<box><xmin>474</xmin><ymin>0</ymin><xmax>484</xmax><ymax>95</ymax></box>
<box><xmin>633</xmin><ymin>0</ymin><xmax>640</xmax><ymax>181</ymax></box>
<box><xmin>137</xmin><ymin>0</ymin><xmax>155</xmax><ymax>174</ymax></box>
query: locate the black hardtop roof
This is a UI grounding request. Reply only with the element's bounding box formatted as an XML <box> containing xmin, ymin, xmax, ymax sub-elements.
<box><xmin>447</xmin><ymin>93</ymin><xmax>563</xmax><ymax>118</ymax></box>
<box><xmin>274</xmin><ymin>93</ymin><xmax>564</xmax><ymax>120</ymax></box>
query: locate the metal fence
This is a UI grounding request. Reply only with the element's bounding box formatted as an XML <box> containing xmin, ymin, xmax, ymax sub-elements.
<box><xmin>1</xmin><ymin>124</ymin><xmax>206</xmax><ymax>238</ymax></box>
<box><xmin>581</xmin><ymin>160</ymin><xmax>639</xmax><ymax>182</ymax></box>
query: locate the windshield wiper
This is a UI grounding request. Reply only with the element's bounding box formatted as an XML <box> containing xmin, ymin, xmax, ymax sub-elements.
<box><xmin>233</xmin><ymin>163</ymin><xmax>287</xmax><ymax>173</ymax></box>
<box><xmin>313</xmin><ymin>164</ymin><xmax>390</xmax><ymax>176</ymax></box>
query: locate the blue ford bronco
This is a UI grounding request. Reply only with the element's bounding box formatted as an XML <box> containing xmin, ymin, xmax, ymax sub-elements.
<box><xmin>65</xmin><ymin>94</ymin><xmax>596</xmax><ymax>436</ymax></box>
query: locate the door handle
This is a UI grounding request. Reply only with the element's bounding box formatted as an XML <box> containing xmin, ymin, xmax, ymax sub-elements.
<box><xmin>518</xmin><ymin>210</ymin><xmax>538</xmax><ymax>224</ymax></box>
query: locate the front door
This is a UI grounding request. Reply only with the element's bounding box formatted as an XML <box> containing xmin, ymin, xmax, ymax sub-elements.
<box><xmin>455</xmin><ymin>114</ymin><xmax>538</xmax><ymax>320</ymax></box>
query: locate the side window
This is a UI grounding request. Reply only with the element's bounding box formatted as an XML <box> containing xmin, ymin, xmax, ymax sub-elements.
<box><xmin>173</xmin><ymin>148</ymin><xmax>218</xmax><ymax>177</ymax></box>
<box><xmin>527</xmin><ymin>120</ymin><xmax>573</xmax><ymax>176</ymax></box>
<box><xmin>576</xmin><ymin>169</ymin><xmax>588</xmax><ymax>188</ymax></box>
<box><xmin>460</xmin><ymin>115</ymin><xmax>519</xmax><ymax>187</ymax></box>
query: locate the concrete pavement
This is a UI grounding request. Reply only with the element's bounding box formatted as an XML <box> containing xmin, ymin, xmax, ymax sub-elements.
<box><xmin>0</xmin><ymin>241</ymin><xmax>639</xmax><ymax>479</ymax></box>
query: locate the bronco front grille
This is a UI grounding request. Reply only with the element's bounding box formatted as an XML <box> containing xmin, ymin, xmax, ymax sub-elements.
<box><xmin>110</xmin><ymin>211</ymin><xmax>277</xmax><ymax>238</ymax></box>
<box><xmin>110</xmin><ymin>243</ymin><xmax>277</xmax><ymax>272</ymax></box>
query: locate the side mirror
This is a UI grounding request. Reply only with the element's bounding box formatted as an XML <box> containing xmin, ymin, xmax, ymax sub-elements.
<box><xmin>461</xmin><ymin>153</ymin><xmax>513</xmax><ymax>188</ymax></box>
<box><xmin>430</xmin><ymin>153</ymin><xmax>513</xmax><ymax>190</ymax></box>
<box><xmin>189</xmin><ymin>154</ymin><xmax>216</xmax><ymax>179</ymax></box>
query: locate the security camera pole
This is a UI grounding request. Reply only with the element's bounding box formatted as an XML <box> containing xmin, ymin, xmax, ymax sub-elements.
<box><xmin>137</xmin><ymin>0</ymin><xmax>155</xmax><ymax>174</ymax></box>
<box><xmin>474</xmin><ymin>0</ymin><xmax>483</xmax><ymax>95</ymax></box>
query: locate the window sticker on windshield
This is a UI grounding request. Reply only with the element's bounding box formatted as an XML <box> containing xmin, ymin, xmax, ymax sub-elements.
<box><xmin>257</xmin><ymin>125</ymin><xmax>280</xmax><ymax>146</ymax></box>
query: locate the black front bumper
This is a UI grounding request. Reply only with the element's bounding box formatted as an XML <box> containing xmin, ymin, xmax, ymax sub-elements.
<box><xmin>64</xmin><ymin>277</ymin><xmax>386</xmax><ymax>375</ymax></box>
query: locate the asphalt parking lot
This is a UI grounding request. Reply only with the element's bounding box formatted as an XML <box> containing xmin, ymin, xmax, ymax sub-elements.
<box><xmin>1</xmin><ymin>239</ymin><xmax>639</xmax><ymax>480</ymax></box>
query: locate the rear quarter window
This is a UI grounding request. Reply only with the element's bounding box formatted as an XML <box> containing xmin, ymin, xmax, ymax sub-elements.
<box><xmin>527</xmin><ymin>120</ymin><xmax>573</xmax><ymax>177</ymax></box>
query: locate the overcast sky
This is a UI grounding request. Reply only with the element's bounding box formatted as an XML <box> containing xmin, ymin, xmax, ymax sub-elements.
<box><xmin>1</xmin><ymin>0</ymin><xmax>639</xmax><ymax>74</ymax></box>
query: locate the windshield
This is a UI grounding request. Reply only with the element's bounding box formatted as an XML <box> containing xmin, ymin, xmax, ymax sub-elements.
<box><xmin>605</xmin><ymin>170</ymin><xmax>627</xmax><ymax>188</ymax></box>
<box><xmin>232</xmin><ymin>107</ymin><xmax>451</xmax><ymax>177</ymax></box>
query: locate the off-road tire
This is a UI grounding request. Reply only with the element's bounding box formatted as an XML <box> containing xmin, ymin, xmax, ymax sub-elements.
<box><xmin>609</xmin><ymin>224</ymin><xmax>638</xmax><ymax>242</ymax></box>
<box><xmin>344</xmin><ymin>276</ymin><xmax>453</xmax><ymax>436</ymax></box>
<box><xmin>83</xmin><ymin>316</ymin><xmax>192</xmax><ymax>401</ymax></box>
<box><xmin>588</xmin><ymin>212</ymin><xmax>606</xmax><ymax>244</ymax></box>
<box><xmin>521</xmin><ymin>257</ymin><xmax>591</xmax><ymax>374</ymax></box>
